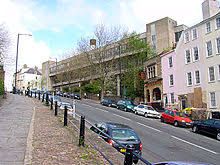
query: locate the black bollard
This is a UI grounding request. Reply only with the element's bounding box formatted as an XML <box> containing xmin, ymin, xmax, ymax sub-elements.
<box><xmin>55</xmin><ymin>101</ymin><xmax>58</xmax><ymax>116</ymax></box>
<box><xmin>50</xmin><ymin>98</ymin><xmax>53</xmax><ymax>110</ymax></box>
<box><xmin>38</xmin><ymin>92</ymin><xmax>40</xmax><ymax>100</ymax></box>
<box><xmin>46</xmin><ymin>93</ymin><xmax>49</xmax><ymax>106</ymax></box>
<box><xmin>35</xmin><ymin>91</ymin><xmax>36</xmax><ymax>98</ymax></box>
<box><xmin>42</xmin><ymin>93</ymin><xmax>44</xmax><ymax>102</ymax></box>
<box><xmin>79</xmin><ymin>116</ymin><xmax>85</xmax><ymax>147</ymax></box>
<box><xmin>31</xmin><ymin>91</ymin><xmax>33</xmax><ymax>97</ymax></box>
<box><xmin>124</xmin><ymin>144</ymin><xmax>134</xmax><ymax>165</ymax></box>
<box><xmin>64</xmin><ymin>106</ymin><xmax>68</xmax><ymax>126</ymax></box>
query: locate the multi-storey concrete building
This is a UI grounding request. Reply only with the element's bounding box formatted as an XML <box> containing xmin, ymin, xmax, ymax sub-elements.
<box><xmin>143</xmin><ymin>17</ymin><xmax>187</xmax><ymax>107</ymax></box>
<box><xmin>161</xmin><ymin>0</ymin><xmax>220</xmax><ymax>114</ymax></box>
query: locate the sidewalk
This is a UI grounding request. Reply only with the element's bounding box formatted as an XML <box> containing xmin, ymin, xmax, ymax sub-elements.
<box><xmin>0</xmin><ymin>94</ymin><xmax>124</xmax><ymax>165</ymax></box>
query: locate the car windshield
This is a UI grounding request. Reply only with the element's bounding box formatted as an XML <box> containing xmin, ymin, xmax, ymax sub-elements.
<box><xmin>175</xmin><ymin>112</ymin><xmax>187</xmax><ymax>117</ymax></box>
<box><xmin>125</xmin><ymin>100</ymin><xmax>134</xmax><ymax>105</ymax></box>
<box><xmin>111</xmin><ymin>129</ymin><xmax>139</xmax><ymax>141</ymax></box>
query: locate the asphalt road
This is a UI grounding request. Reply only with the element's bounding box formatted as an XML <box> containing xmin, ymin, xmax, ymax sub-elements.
<box><xmin>62</xmin><ymin>98</ymin><xmax>220</xmax><ymax>165</ymax></box>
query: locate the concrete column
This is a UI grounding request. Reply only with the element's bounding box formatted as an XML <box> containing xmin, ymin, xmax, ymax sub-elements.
<box><xmin>117</xmin><ymin>75</ymin><xmax>120</xmax><ymax>97</ymax></box>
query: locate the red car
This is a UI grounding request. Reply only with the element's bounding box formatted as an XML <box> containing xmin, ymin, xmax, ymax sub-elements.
<box><xmin>161</xmin><ymin>109</ymin><xmax>192</xmax><ymax>127</ymax></box>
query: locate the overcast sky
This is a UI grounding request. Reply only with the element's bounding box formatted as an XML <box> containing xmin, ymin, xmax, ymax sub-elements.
<box><xmin>0</xmin><ymin>0</ymin><xmax>205</xmax><ymax>90</ymax></box>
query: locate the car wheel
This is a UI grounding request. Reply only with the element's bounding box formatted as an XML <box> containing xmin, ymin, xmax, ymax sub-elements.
<box><xmin>174</xmin><ymin>121</ymin><xmax>178</xmax><ymax>127</ymax></box>
<box><xmin>108</xmin><ymin>104</ymin><xmax>111</xmax><ymax>107</ymax></box>
<box><xmin>160</xmin><ymin>117</ymin><xmax>164</xmax><ymax>122</ymax></box>
<box><xmin>192</xmin><ymin>125</ymin><xmax>198</xmax><ymax>133</ymax></box>
<box><xmin>124</xmin><ymin>107</ymin><xmax>127</xmax><ymax>112</ymax></box>
<box><xmin>133</xmin><ymin>159</ymin><xmax>138</xmax><ymax>164</ymax></box>
<box><xmin>144</xmin><ymin>113</ymin><xmax>148</xmax><ymax>118</ymax></box>
<box><xmin>135</xmin><ymin>110</ymin><xmax>138</xmax><ymax>115</ymax></box>
<box><xmin>217</xmin><ymin>133</ymin><xmax>220</xmax><ymax>141</ymax></box>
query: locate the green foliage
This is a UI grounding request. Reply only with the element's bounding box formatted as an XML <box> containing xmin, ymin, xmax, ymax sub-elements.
<box><xmin>62</xmin><ymin>87</ymin><xmax>69</xmax><ymax>92</ymax></box>
<box><xmin>71</xmin><ymin>86</ymin><xmax>80</xmax><ymax>93</ymax></box>
<box><xmin>121</xmin><ymin>32</ymin><xmax>153</xmax><ymax>99</ymax></box>
<box><xmin>83</xmin><ymin>81</ymin><xmax>101</xmax><ymax>94</ymax></box>
<box><xmin>0</xmin><ymin>79</ymin><xmax>3</xmax><ymax>95</ymax></box>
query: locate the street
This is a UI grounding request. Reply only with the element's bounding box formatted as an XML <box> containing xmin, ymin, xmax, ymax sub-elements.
<box><xmin>66</xmin><ymin>98</ymin><xmax>220</xmax><ymax>165</ymax></box>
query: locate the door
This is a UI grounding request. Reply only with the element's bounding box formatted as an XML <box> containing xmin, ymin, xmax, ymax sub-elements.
<box><xmin>169</xmin><ymin>111</ymin><xmax>175</xmax><ymax>124</ymax></box>
<box><xmin>200</xmin><ymin>119</ymin><xmax>215</xmax><ymax>135</ymax></box>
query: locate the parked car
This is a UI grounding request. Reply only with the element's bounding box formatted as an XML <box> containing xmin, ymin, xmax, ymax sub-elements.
<box><xmin>70</xmin><ymin>93</ymin><xmax>75</xmax><ymax>99</ymax></box>
<box><xmin>192</xmin><ymin>118</ymin><xmax>220</xmax><ymax>140</ymax></box>
<box><xmin>100</xmin><ymin>98</ymin><xmax>117</xmax><ymax>107</ymax></box>
<box><xmin>90</xmin><ymin>122</ymin><xmax>142</xmax><ymax>164</ymax></box>
<box><xmin>59</xmin><ymin>102</ymin><xmax>73</xmax><ymax>110</ymax></box>
<box><xmin>49</xmin><ymin>95</ymin><xmax>61</xmax><ymax>104</ymax></box>
<box><xmin>134</xmin><ymin>104</ymin><xmax>161</xmax><ymax>118</ymax></box>
<box><xmin>116</xmin><ymin>99</ymin><xmax>136</xmax><ymax>112</ymax></box>
<box><xmin>74</xmin><ymin>94</ymin><xmax>81</xmax><ymax>100</ymax></box>
<box><xmin>161</xmin><ymin>109</ymin><xmax>192</xmax><ymax>127</ymax></box>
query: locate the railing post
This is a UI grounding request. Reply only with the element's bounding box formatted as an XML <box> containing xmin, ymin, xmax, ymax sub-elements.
<box><xmin>46</xmin><ymin>93</ymin><xmax>49</xmax><ymax>106</ymax></box>
<box><xmin>64</xmin><ymin>106</ymin><xmax>68</xmax><ymax>126</ymax></box>
<box><xmin>38</xmin><ymin>92</ymin><xmax>40</xmax><ymax>100</ymax></box>
<box><xmin>79</xmin><ymin>116</ymin><xmax>85</xmax><ymax>147</ymax></box>
<box><xmin>55</xmin><ymin>101</ymin><xmax>58</xmax><ymax>116</ymax></box>
<box><xmin>35</xmin><ymin>91</ymin><xmax>36</xmax><ymax>98</ymax></box>
<box><xmin>124</xmin><ymin>144</ymin><xmax>134</xmax><ymax>165</ymax></box>
<box><xmin>42</xmin><ymin>93</ymin><xmax>44</xmax><ymax>102</ymax></box>
<box><xmin>31</xmin><ymin>91</ymin><xmax>32</xmax><ymax>97</ymax></box>
<box><xmin>50</xmin><ymin>97</ymin><xmax>53</xmax><ymax>110</ymax></box>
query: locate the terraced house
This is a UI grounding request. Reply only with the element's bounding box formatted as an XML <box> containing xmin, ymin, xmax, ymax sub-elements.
<box><xmin>161</xmin><ymin>0</ymin><xmax>220</xmax><ymax>115</ymax></box>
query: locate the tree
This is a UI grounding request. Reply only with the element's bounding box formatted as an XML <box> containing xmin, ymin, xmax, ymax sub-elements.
<box><xmin>0</xmin><ymin>24</ymin><xmax>10</xmax><ymax>63</ymax></box>
<box><xmin>121</xmin><ymin>32</ymin><xmax>155</xmax><ymax>100</ymax></box>
<box><xmin>77</xmin><ymin>24</ymin><xmax>127</xmax><ymax>100</ymax></box>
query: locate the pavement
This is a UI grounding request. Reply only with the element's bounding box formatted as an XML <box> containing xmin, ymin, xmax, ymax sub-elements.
<box><xmin>0</xmin><ymin>94</ymin><xmax>124</xmax><ymax>165</ymax></box>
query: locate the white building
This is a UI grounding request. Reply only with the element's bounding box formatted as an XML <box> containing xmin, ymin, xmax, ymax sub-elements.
<box><xmin>16</xmin><ymin>64</ymin><xmax>42</xmax><ymax>91</ymax></box>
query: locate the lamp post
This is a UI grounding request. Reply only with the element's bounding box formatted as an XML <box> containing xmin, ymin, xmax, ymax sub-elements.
<box><xmin>118</xmin><ymin>43</ymin><xmax>122</xmax><ymax>98</ymax></box>
<box><xmin>13</xmin><ymin>33</ymin><xmax>32</xmax><ymax>94</ymax></box>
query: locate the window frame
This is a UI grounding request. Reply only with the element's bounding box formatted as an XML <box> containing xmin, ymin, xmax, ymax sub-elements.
<box><xmin>169</xmin><ymin>74</ymin><xmax>174</xmax><ymax>86</ymax></box>
<box><xmin>216</xmin><ymin>17</ymin><xmax>220</xmax><ymax>29</ymax></box>
<box><xmin>147</xmin><ymin>65</ymin><xmax>157</xmax><ymax>79</ymax></box>
<box><xmin>185</xmin><ymin>49</ymin><xmax>191</xmax><ymax>64</ymax></box>
<box><xmin>192</xmin><ymin>28</ymin><xmax>198</xmax><ymax>40</ymax></box>
<box><xmin>184</xmin><ymin>32</ymin><xmax>189</xmax><ymax>43</ymax></box>
<box><xmin>193</xmin><ymin>46</ymin><xmax>199</xmax><ymax>61</ymax></box>
<box><xmin>194</xmin><ymin>70</ymin><xmax>201</xmax><ymax>85</ymax></box>
<box><xmin>206</xmin><ymin>41</ymin><xmax>213</xmax><ymax>57</ymax></box>
<box><xmin>170</xmin><ymin>93</ymin><xmax>175</xmax><ymax>104</ymax></box>
<box><xmin>209</xmin><ymin>92</ymin><xmax>217</xmax><ymax>108</ymax></box>
<box><xmin>187</xmin><ymin>72</ymin><xmax>193</xmax><ymax>86</ymax></box>
<box><xmin>218</xmin><ymin>64</ymin><xmax>220</xmax><ymax>80</ymax></box>
<box><xmin>168</xmin><ymin>56</ymin><xmax>173</xmax><ymax>68</ymax></box>
<box><xmin>208</xmin><ymin>66</ymin><xmax>215</xmax><ymax>82</ymax></box>
<box><xmin>216</xmin><ymin>37</ymin><xmax>220</xmax><ymax>54</ymax></box>
<box><xmin>206</xmin><ymin>22</ymin><xmax>211</xmax><ymax>33</ymax></box>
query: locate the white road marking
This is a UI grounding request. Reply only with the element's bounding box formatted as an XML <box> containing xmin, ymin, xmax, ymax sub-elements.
<box><xmin>113</xmin><ymin>114</ymin><xmax>131</xmax><ymax>121</ymax></box>
<box><xmin>137</xmin><ymin>122</ymin><xmax>162</xmax><ymax>132</ymax></box>
<box><xmin>171</xmin><ymin>135</ymin><xmax>218</xmax><ymax>155</ymax></box>
<box><xmin>95</xmin><ymin>107</ymin><xmax>109</xmax><ymax>112</ymax></box>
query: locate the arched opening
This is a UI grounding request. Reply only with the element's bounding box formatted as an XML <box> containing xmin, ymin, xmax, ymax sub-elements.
<box><xmin>146</xmin><ymin>89</ymin><xmax>150</xmax><ymax>102</ymax></box>
<box><xmin>152</xmin><ymin>88</ymin><xmax>161</xmax><ymax>101</ymax></box>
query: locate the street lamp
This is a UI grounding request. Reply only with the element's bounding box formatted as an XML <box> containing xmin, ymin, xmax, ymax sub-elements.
<box><xmin>13</xmin><ymin>33</ymin><xmax>32</xmax><ymax>94</ymax></box>
<box><xmin>118</xmin><ymin>43</ymin><xmax>122</xmax><ymax>98</ymax></box>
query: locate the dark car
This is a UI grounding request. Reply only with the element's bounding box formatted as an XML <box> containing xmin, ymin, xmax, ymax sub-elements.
<box><xmin>192</xmin><ymin>118</ymin><xmax>220</xmax><ymax>140</ymax></box>
<box><xmin>100</xmin><ymin>98</ymin><xmax>117</xmax><ymax>107</ymax></box>
<box><xmin>74</xmin><ymin>94</ymin><xmax>81</xmax><ymax>100</ymax></box>
<box><xmin>91</xmin><ymin>122</ymin><xmax>142</xmax><ymax>164</ymax></box>
<box><xmin>116</xmin><ymin>99</ymin><xmax>136</xmax><ymax>112</ymax></box>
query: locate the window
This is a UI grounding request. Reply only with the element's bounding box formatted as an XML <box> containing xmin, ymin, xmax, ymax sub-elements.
<box><xmin>210</xmin><ymin>92</ymin><xmax>216</xmax><ymax>108</ymax></box>
<box><xmin>218</xmin><ymin>65</ymin><xmax>220</xmax><ymax>79</ymax></box>
<box><xmin>206</xmin><ymin>41</ymin><xmax>212</xmax><ymax>56</ymax></box>
<box><xmin>185</xmin><ymin>50</ymin><xmax>191</xmax><ymax>64</ymax></box>
<box><xmin>168</xmin><ymin>57</ymin><xmax>173</xmax><ymax>67</ymax></box>
<box><xmin>195</xmin><ymin>70</ymin><xmax>200</xmax><ymax>84</ymax></box>
<box><xmin>171</xmin><ymin>93</ymin><xmax>174</xmax><ymax>104</ymax></box>
<box><xmin>216</xmin><ymin>37</ymin><xmax>220</xmax><ymax>54</ymax></box>
<box><xmin>216</xmin><ymin>17</ymin><xmax>220</xmax><ymax>29</ymax></box>
<box><xmin>192</xmin><ymin>29</ymin><xmax>197</xmax><ymax>40</ymax></box>
<box><xmin>187</xmin><ymin>72</ymin><xmax>192</xmax><ymax>86</ymax></box>
<box><xmin>208</xmin><ymin>66</ymin><xmax>215</xmax><ymax>82</ymax></box>
<box><xmin>152</xmin><ymin>35</ymin><xmax>156</xmax><ymax>50</ymax></box>
<box><xmin>147</xmin><ymin>65</ymin><xmax>156</xmax><ymax>79</ymax></box>
<box><xmin>206</xmin><ymin>22</ymin><xmax>211</xmax><ymax>33</ymax></box>
<box><xmin>193</xmin><ymin>47</ymin><xmax>199</xmax><ymax>61</ymax></box>
<box><xmin>184</xmin><ymin>32</ymin><xmax>189</xmax><ymax>43</ymax></box>
<box><xmin>169</xmin><ymin>74</ymin><xmax>174</xmax><ymax>86</ymax></box>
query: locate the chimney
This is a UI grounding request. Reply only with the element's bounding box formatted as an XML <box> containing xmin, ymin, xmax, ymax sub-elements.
<box><xmin>202</xmin><ymin>0</ymin><xmax>220</xmax><ymax>20</ymax></box>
